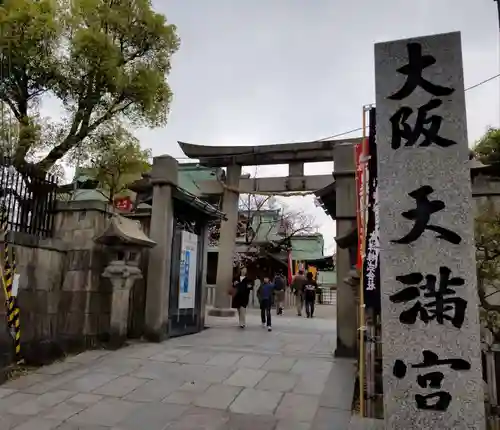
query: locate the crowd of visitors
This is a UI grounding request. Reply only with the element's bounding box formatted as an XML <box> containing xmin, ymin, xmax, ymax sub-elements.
<box><xmin>229</xmin><ymin>268</ymin><xmax>322</xmax><ymax>330</ymax></box>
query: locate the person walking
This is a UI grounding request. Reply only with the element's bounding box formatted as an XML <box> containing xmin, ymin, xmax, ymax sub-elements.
<box><xmin>231</xmin><ymin>274</ymin><xmax>253</xmax><ymax>328</ymax></box>
<box><xmin>291</xmin><ymin>270</ymin><xmax>306</xmax><ymax>316</ymax></box>
<box><xmin>257</xmin><ymin>275</ymin><xmax>275</xmax><ymax>331</ymax></box>
<box><xmin>273</xmin><ymin>270</ymin><xmax>286</xmax><ymax>315</ymax></box>
<box><xmin>304</xmin><ymin>271</ymin><xmax>318</xmax><ymax>318</ymax></box>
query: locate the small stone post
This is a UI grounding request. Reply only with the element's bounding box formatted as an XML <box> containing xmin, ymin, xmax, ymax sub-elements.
<box><xmin>102</xmin><ymin>258</ymin><xmax>142</xmax><ymax>348</ymax></box>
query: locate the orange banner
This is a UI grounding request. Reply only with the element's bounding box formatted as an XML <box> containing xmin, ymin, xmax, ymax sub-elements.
<box><xmin>355</xmin><ymin>139</ymin><xmax>368</xmax><ymax>269</ymax></box>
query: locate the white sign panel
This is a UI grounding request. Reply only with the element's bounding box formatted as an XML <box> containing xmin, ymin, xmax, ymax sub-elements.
<box><xmin>179</xmin><ymin>231</ymin><xmax>198</xmax><ymax>309</ymax></box>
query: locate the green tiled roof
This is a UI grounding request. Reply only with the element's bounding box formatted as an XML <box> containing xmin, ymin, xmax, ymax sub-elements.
<box><xmin>291</xmin><ymin>235</ymin><xmax>324</xmax><ymax>260</ymax></box>
<box><xmin>317</xmin><ymin>271</ymin><xmax>337</xmax><ymax>286</ymax></box>
<box><xmin>178</xmin><ymin>163</ymin><xmax>220</xmax><ymax>196</ymax></box>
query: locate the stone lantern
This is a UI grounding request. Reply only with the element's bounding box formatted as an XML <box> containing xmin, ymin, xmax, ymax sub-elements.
<box><xmin>94</xmin><ymin>214</ymin><xmax>156</xmax><ymax>348</ymax></box>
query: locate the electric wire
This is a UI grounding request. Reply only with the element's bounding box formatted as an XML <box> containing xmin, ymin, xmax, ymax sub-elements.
<box><xmin>175</xmin><ymin>72</ymin><xmax>500</xmax><ymax>161</ymax></box>
<box><xmin>181</xmin><ymin>72</ymin><xmax>500</xmax><ymax>197</ymax></box>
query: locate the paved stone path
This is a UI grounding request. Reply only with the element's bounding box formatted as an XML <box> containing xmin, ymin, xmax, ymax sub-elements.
<box><xmin>0</xmin><ymin>306</ymin><xmax>355</xmax><ymax>429</ymax></box>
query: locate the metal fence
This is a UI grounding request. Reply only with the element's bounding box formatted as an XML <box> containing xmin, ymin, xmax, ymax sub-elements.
<box><xmin>0</xmin><ymin>158</ymin><xmax>58</xmax><ymax>238</ymax></box>
<box><xmin>320</xmin><ymin>287</ymin><xmax>337</xmax><ymax>305</ymax></box>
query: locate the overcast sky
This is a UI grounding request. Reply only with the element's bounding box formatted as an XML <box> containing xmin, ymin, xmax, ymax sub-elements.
<box><xmin>134</xmin><ymin>0</ymin><xmax>499</xmax><ymax>254</ymax></box>
<box><xmin>46</xmin><ymin>0</ymin><xmax>500</xmax><ymax>254</ymax></box>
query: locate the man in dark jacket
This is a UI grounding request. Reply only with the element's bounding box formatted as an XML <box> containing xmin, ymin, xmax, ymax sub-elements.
<box><xmin>231</xmin><ymin>275</ymin><xmax>253</xmax><ymax>328</ymax></box>
<box><xmin>304</xmin><ymin>272</ymin><xmax>318</xmax><ymax>318</ymax></box>
<box><xmin>257</xmin><ymin>276</ymin><xmax>275</xmax><ymax>331</ymax></box>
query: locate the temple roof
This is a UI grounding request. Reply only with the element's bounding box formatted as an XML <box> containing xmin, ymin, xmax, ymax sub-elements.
<box><xmin>173</xmin><ymin>186</ymin><xmax>226</xmax><ymax>220</ymax></box>
<box><xmin>134</xmin><ymin>184</ymin><xmax>226</xmax><ymax>221</ymax></box>
<box><xmin>95</xmin><ymin>214</ymin><xmax>156</xmax><ymax>248</ymax></box>
<box><xmin>178</xmin><ymin>138</ymin><xmax>362</xmax><ymax>167</ymax></box>
<box><xmin>302</xmin><ymin>255</ymin><xmax>335</xmax><ymax>270</ymax></box>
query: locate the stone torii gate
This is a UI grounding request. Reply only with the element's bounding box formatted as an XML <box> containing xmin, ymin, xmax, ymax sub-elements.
<box><xmin>178</xmin><ymin>138</ymin><xmax>361</xmax><ymax>357</ymax></box>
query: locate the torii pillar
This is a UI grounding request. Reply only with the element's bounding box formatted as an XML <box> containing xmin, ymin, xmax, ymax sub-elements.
<box><xmin>333</xmin><ymin>143</ymin><xmax>358</xmax><ymax>358</ymax></box>
<box><xmin>208</xmin><ymin>163</ymin><xmax>241</xmax><ymax>316</ymax></box>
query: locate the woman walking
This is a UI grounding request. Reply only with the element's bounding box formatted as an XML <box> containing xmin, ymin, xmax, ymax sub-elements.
<box><xmin>231</xmin><ymin>273</ymin><xmax>253</xmax><ymax>328</ymax></box>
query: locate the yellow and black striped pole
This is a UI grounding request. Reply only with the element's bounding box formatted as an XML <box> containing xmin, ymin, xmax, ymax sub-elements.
<box><xmin>0</xmin><ymin>206</ymin><xmax>23</xmax><ymax>363</ymax></box>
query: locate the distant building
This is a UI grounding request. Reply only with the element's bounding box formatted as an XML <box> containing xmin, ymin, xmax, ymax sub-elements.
<box><xmin>64</xmin><ymin>162</ymin><xmax>336</xmax><ymax>285</ymax></box>
<box><xmin>175</xmin><ymin>163</ymin><xmax>335</xmax><ymax>285</ymax></box>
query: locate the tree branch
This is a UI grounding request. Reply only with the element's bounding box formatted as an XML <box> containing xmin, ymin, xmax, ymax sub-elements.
<box><xmin>478</xmin><ymin>276</ymin><xmax>500</xmax><ymax>312</ymax></box>
<box><xmin>0</xmin><ymin>97</ymin><xmax>21</xmax><ymax>120</ymax></box>
<box><xmin>35</xmin><ymin>98</ymin><xmax>133</xmax><ymax>172</ymax></box>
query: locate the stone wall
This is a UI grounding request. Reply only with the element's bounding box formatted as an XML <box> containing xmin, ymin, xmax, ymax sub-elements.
<box><xmin>53</xmin><ymin>201</ymin><xmax>112</xmax><ymax>349</ymax></box>
<box><xmin>0</xmin><ymin>234</ymin><xmax>66</xmax><ymax>370</ymax></box>
<box><xmin>0</xmin><ymin>201</ymin><xmax>119</xmax><ymax>374</ymax></box>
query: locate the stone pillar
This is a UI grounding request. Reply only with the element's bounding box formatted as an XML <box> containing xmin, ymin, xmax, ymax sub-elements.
<box><xmin>333</xmin><ymin>143</ymin><xmax>358</xmax><ymax>358</ymax></box>
<box><xmin>144</xmin><ymin>155</ymin><xmax>178</xmax><ymax>341</ymax></box>
<box><xmin>199</xmin><ymin>224</ymin><xmax>210</xmax><ymax>330</ymax></box>
<box><xmin>209</xmin><ymin>163</ymin><xmax>241</xmax><ymax>317</ymax></box>
<box><xmin>335</xmin><ymin>220</ymin><xmax>358</xmax><ymax>358</ymax></box>
<box><xmin>102</xmin><ymin>260</ymin><xmax>142</xmax><ymax>349</ymax></box>
<box><xmin>375</xmin><ymin>32</ymin><xmax>484</xmax><ymax>429</ymax></box>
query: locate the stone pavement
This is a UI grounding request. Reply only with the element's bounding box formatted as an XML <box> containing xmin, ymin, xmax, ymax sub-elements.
<box><xmin>0</xmin><ymin>305</ymin><xmax>356</xmax><ymax>429</ymax></box>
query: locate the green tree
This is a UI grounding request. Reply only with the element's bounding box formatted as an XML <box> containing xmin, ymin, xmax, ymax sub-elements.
<box><xmin>0</xmin><ymin>0</ymin><xmax>179</xmax><ymax>176</ymax></box>
<box><xmin>473</xmin><ymin>127</ymin><xmax>500</xmax><ymax>166</ymax></box>
<box><xmin>0</xmin><ymin>106</ymin><xmax>68</xmax><ymax>183</ymax></box>
<box><xmin>82</xmin><ymin>122</ymin><xmax>151</xmax><ymax>203</ymax></box>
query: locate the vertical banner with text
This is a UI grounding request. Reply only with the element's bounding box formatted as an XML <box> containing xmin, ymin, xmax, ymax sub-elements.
<box><xmin>362</xmin><ymin>107</ymin><xmax>380</xmax><ymax>311</ymax></box>
<box><xmin>355</xmin><ymin>139</ymin><xmax>368</xmax><ymax>270</ymax></box>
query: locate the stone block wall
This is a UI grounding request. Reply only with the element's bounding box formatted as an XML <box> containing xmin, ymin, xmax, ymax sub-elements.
<box><xmin>53</xmin><ymin>201</ymin><xmax>114</xmax><ymax>349</ymax></box>
<box><xmin>0</xmin><ymin>201</ymin><xmax>122</xmax><ymax>374</ymax></box>
<box><xmin>0</xmin><ymin>234</ymin><xmax>66</xmax><ymax>369</ymax></box>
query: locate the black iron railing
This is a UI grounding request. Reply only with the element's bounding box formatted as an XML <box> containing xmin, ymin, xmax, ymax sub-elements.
<box><xmin>0</xmin><ymin>158</ymin><xmax>58</xmax><ymax>238</ymax></box>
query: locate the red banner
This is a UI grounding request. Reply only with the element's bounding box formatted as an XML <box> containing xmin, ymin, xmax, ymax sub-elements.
<box><xmin>355</xmin><ymin>139</ymin><xmax>368</xmax><ymax>269</ymax></box>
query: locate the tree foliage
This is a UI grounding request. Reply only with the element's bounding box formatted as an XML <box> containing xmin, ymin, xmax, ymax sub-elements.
<box><xmin>475</xmin><ymin>204</ymin><xmax>500</xmax><ymax>342</ymax></box>
<box><xmin>0</xmin><ymin>106</ymin><xmax>67</xmax><ymax>181</ymax></box>
<box><xmin>473</xmin><ymin>127</ymin><xmax>500</xmax><ymax>166</ymax></box>
<box><xmin>81</xmin><ymin>121</ymin><xmax>151</xmax><ymax>202</ymax></box>
<box><xmin>0</xmin><ymin>0</ymin><xmax>179</xmax><ymax>175</ymax></box>
<box><xmin>472</xmin><ymin>129</ymin><xmax>500</xmax><ymax>341</ymax></box>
